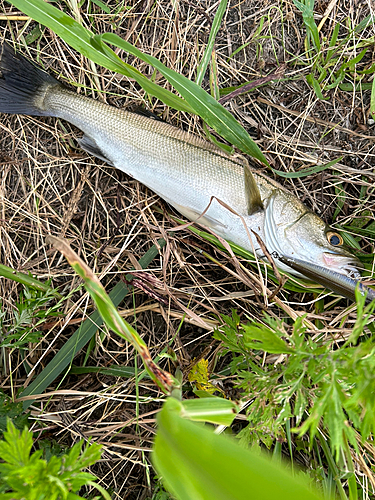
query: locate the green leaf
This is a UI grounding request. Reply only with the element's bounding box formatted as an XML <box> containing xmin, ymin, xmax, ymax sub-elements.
<box><xmin>293</xmin><ymin>0</ymin><xmax>320</xmax><ymax>52</ymax></box>
<box><xmin>271</xmin><ymin>157</ymin><xmax>342</xmax><ymax>178</ymax></box>
<box><xmin>242</xmin><ymin>322</ymin><xmax>295</xmax><ymax>354</ymax></box>
<box><xmin>0</xmin><ymin>392</ymin><xmax>29</xmax><ymax>437</ymax></box>
<box><xmin>339</xmin><ymin>82</ymin><xmax>373</xmax><ymax>92</ymax></box>
<box><xmin>181</xmin><ymin>397</ymin><xmax>238</xmax><ymax>426</ymax></box>
<box><xmin>0</xmin><ymin>420</ymin><xmax>32</xmax><ymax>466</ymax></box>
<box><xmin>306</xmin><ymin>74</ymin><xmax>328</xmax><ymax>100</ymax></box>
<box><xmin>0</xmin><ymin>422</ymin><xmax>104</xmax><ymax>499</ymax></box>
<box><xmin>339</xmin><ymin>48</ymin><xmax>368</xmax><ymax>71</ymax></box>
<box><xmin>371</xmin><ymin>76</ymin><xmax>375</xmax><ymax>120</ymax></box>
<box><xmin>153</xmin><ymin>397</ymin><xmax>325</xmax><ymax>500</ymax></box>
<box><xmin>90</xmin><ymin>0</ymin><xmax>111</xmax><ymax>14</ymax></box>
<box><xmin>0</xmin><ymin>264</ymin><xmax>59</xmax><ymax>296</ymax></box>
<box><xmin>324</xmin><ymin>23</ymin><xmax>339</xmax><ymax>64</ymax></box>
<box><xmin>196</xmin><ymin>0</ymin><xmax>227</xmax><ymax>85</ymax></box>
<box><xmin>69</xmin><ymin>364</ymin><xmax>137</xmax><ymax>377</ymax></box>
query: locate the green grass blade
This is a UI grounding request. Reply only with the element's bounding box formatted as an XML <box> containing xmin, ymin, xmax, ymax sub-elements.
<box><xmin>306</xmin><ymin>74</ymin><xmax>328</xmax><ymax>100</ymax></box>
<box><xmin>98</xmin><ymin>33</ymin><xmax>269</xmax><ymax>165</ymax></box>
<box><xmin>317</xmin><ymin>434</ymin><xmax>348</xmax><ymax>500</ymax></box>
<box><xmin>20</xmin><ymin>239</ymin><xmax>166</xmax><ymax>408</ymax></box>
<box><xmin>371</xmin><ymin>77</ymin><xmax>375</xmax><ymax>121</ymax></box>
<box><xmin>271</xmin><ymin>157</ymin><xmax>342</xmax><ymax>178</ymax></box>
<box><xmin>0</xmin><ymin>264</ymin><xmax>60</xmax><ymax>296</ymax></box>
<box><xmin>293</xmin><ymin>0</ymin><xmax>321</xmax><ymax>52</ymax></box>
<box><xmin>196</xmin><ymin>0</ymin><xmax>227</xmax><ymax>86</ymax></box>
<box><xmin>7</xmin><ymin>0</ymin><xmax>193</xmax><ymax>112</ymax></box>
<box><xmin>69</xmin><ymin>365</ymin><xmax>137</xmax><ymax>377</ymax></box>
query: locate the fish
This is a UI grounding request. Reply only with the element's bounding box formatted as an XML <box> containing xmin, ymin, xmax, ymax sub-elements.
<box><xmin>0</xmin><ymin>41</ymin><xmax>373</xmax><ymax>302</ymax></box>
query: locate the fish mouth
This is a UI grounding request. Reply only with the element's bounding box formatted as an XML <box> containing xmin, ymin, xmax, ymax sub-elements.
<box><xmin>322</xmin><ymin>252</ymin><xmax>362</xmax><ymax>279</ymax></box>
<box><xmin>277</xmin><ymin>254</ymin><xmax>375</xmax><ymax>303</ymax></box>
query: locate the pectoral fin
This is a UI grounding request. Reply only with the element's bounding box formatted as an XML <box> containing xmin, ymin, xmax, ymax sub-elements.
<box><xmin>244</xmin><ymin>165</ymin><xmax>263</xmax><ymax>215</ymax></box>
<box><xmin>78</xmin><ymin>134</ymin><xmax>113</xmax><ymax>166</ymax></box>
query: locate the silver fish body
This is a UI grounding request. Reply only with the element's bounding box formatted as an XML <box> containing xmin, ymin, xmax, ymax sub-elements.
<box><xmin>41</xmin><ymin>86</ymin><xmax>358</xmax><ymax>276</ymax></box>
<box><xmin>0</xmin><ymin>42</ymin><xmax>371</xmax><ymax>301</ymax></box>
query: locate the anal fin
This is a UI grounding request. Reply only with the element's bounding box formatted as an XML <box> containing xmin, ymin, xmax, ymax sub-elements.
<box><xmin>78</xmin><ymin>135</ymin><xmax>113</xmax><ymax>166</ymax></box>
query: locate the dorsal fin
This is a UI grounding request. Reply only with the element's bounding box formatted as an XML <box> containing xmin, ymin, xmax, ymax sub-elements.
<box><xmin>132</xmin><ymin>106</ymin><xmax>165</xmax><ymax>122</ymax></box>
<box><xmin>244</xmin><ymin>163</ymin><xmax>263</xmax><ymax>215</ymax></box>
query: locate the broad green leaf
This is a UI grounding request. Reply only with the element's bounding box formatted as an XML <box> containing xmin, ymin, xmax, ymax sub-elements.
<box><xmin>153</xmin><ymin>397</ymin><xmax>326</xmax><ymax>500</ymax></box>
<box><xmin>181</xmin><ymin>397</ymin><xmax>238</xmax><ymax>426</ymax></box>
<box><xmin>20</xmin><ymin>240</ymin><xmax>166</xmax><ymax>408</ymax></box>
<box><xmin>7</xmin><ymin>0</ymin><xmax>193</xmax><ymax>112</ymax></box>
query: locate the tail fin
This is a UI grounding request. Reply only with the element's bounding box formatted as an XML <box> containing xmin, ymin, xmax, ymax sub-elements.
<box><xmin>0</xmin><ymin>42</ymin><xmax>60</xmax><ymax>116</ymax></box>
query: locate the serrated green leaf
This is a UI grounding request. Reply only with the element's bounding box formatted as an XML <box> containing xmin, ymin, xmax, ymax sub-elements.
<box><xmin>0</xmin><ymin>421</ymin><xmax>32</xmax><ymax>466</ymax></box>
<box><xmin>242</xmin><ymin>323</ymin><xmax>295</xmax><ymax>354</ymax></box>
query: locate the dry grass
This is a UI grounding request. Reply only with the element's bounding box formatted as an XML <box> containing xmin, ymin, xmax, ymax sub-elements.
<box><xmin>0</xmin><ymin>0</ymin><xmax>375</xmax><ymax>498</ymax></box>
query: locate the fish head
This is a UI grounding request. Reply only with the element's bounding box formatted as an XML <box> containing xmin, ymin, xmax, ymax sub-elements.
<box><xmin>263</xmin><ymin>190</ymin><xmax>361</xmax><ymax>279</ymax></box>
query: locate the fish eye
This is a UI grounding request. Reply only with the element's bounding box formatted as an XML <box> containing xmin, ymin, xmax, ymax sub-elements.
<box><xmin>326</xmin><ymin>231</ymin><xmax>343</xmax><ymax>246</ymax></box>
